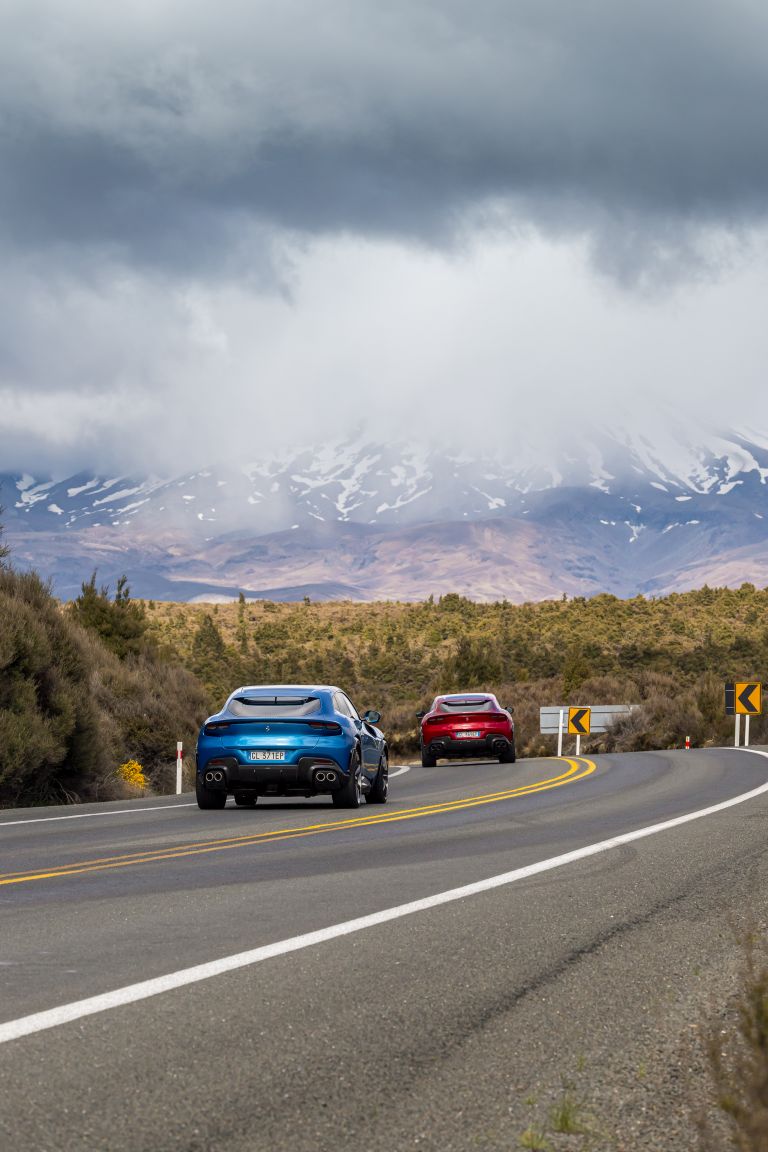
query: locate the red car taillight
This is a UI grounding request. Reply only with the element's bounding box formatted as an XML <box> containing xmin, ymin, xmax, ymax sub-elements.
<box><xmin>425</xmin><ymin>715</ymin><xmax>444</xmax><ymax>726</ymax></box>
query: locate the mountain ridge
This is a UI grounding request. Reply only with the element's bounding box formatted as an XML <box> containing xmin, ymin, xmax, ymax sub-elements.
<box><xmin>3</xmin><ymin>429</ymin><xmax>768</xmax><ymax>601</ymax></box>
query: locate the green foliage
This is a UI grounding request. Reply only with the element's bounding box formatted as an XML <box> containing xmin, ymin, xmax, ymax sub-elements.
<box><xmin>0</xmin><ymin>568</ymin><xmax>102</xmax><ymax>803</ymax></box>
<box><xmin>190</xmin><ymin>614</ymin><xmax>237</xmax><ymax>702</ymax></box>
<box><xmin>144</xmin><ymin>583</ymin><xmax>768</xmax><ymax>757</ymax></box>
<box><xmin>69</xmin><ymin>572</ymin><xmax>150</xmax><ymax>659</ymax></box>
<box><xmin>0</xmin><ymin>566</ymin><xmax>211</xmax><ymax>806</ymax></box>
<box><xmin>0</xmin><ymin>501</ymin><xmax>8</xmax><ymax>564</ymax></box>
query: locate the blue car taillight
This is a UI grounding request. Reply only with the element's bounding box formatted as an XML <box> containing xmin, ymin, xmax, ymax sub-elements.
<box><xmin>203</xmin><ymin>721</ymin><xmax>232</xmax><ymax>736</ymax></box>
<box><xmin>308</xmin><ymin>721</ymin><xmax>343</xmax><ymax>735</ymax></box>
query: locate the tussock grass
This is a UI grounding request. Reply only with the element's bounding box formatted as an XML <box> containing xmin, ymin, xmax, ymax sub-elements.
<box><xmin>701</xmin><ymin>931</ymin><xmax>768</xmax><ymax>1150</ymax></box>
<box><xmin>143</xmin><ymin>585</ymin><xmax>768</xmax><ymax>757</ymax></box>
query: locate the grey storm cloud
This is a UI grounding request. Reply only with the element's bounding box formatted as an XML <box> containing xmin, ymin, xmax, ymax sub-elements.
<box><xmin>2</xmin><ymin>0</ymin><xmax>768</xmax><ymax>477</ymax></box>
<box><xmin>2</xmin><ymin>0</ymin><xmax>768</xmax><ymax>271</ymax></box>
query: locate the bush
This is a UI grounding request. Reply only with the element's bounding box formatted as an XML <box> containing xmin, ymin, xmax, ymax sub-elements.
<box><xmin>118</xmin><ymin>759</ymin><xmax>147</xmax><ymax>790</ymax></box>
<box><xmin>140</xmin><ymin>585</ymin><xmax>768</xmax><ymax>761</ymax></box>
<box><xmin>702</xmin><ymin>932</ymin><xmax>768</xmax><ymax>1150</ymax></box>
<box><xmin>0</xmin><ymin>567</ymin><xmax>211</xmax><ymax>806</ymax></box>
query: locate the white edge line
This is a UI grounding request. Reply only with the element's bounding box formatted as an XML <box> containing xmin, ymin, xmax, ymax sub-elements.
<box><xmin>0</xmin><ymin>803</ymin><xmax>197</xmax><ymax>827</ymax></box>
<box><xmin>1</xmin><ymin>748</ymin><xmax>766</xmax><ymax>1046</ymax></box>
<box><xmin>388</xmin><ymin>765</ymin><xmax>411</xmax><ymax>778</ymax></box>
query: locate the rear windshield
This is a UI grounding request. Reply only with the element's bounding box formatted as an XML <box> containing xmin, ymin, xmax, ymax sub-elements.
<box><xmin>439</xmin><ymin>697</ymin><xmax>494</xmax><ymax>712</ymax></box>
<box><xmin>227</xmin><ymin>695</ymin><xmax>321</xmax><ymax>718</ymax></box>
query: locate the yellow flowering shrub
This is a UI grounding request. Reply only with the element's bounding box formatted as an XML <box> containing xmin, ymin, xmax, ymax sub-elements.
<box><xmin>118</xmin><ymin>759</ymin><xmax>147</xmax><ymax>790</ymax></box>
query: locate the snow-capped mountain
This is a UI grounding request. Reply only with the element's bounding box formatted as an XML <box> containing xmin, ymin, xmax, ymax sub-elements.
<box><xmin>3</xmin><ymin>427</ymin><xmax>768</xmax><ymax>601</ymax></box>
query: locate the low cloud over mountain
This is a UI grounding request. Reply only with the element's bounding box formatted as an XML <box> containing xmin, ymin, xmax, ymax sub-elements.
<box><xmin>4</xmin><ymin>429</ymin><xmax>768</xmax><ymax>602</ymax></box>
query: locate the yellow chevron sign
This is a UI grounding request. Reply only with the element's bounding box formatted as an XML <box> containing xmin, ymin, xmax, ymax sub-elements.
<box><xmin>735</xmin><ymin>682</ymin><xmax>762</xmax><ymax>715</ymax></box>
<box><xmin>568</xmin><ymin>707</ymin><xmax>591</xmax><ymax>735</ymax></box>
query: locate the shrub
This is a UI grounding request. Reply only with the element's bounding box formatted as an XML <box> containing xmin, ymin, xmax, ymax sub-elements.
<box><xmin>701</xmin><ymin>932</ymin><xmax>768</xmax><ymax>1150</ymax></box>
<box><xmin>118</xmin><ymin>759</ymin><xmax>147</xmax><ymax>790</ymax></box>
<box><xmin>0</xmin><ymin>566</ymin><xmax>211</xmax><ymax>806</ymax></box>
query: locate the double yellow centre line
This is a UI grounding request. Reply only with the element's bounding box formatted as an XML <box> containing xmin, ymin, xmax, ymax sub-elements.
<box><xmin>0</xmin><ymin>758</ymin><xmax>597</xmax><ymax>887</ymax></box>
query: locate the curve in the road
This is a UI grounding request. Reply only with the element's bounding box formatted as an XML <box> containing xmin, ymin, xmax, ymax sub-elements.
<box><xmin>2</xmin><ymin>748</ymin><xmax>768</xmax><ymax>1048</ymax></box>
<box><xmin>0</xmin><ymin>756</ymin><xmax>594</xmax><ymax>886</ymax></box>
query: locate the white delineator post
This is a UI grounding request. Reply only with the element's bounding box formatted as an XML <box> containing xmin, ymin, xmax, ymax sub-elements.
<box><xmin>735</xmin><ymin>714</ymin><xmax>741</xmax><ymax>748</ymax></box>
<box><xmin>745</xmin><ymin>714</ymin><xmax>751</xmax><ymax>747</ymax></box>
<box><xmin>575</xmin><ymin>734</ymin><xmax>581</xmax><ymax>757</ymax></box>
<box><xmin>176</xmin><ymin>741</ymin><xmax>183</xmax><ymax>795</ymax></box>
<box><xmin>557</xmin><ymin>709</ymin><xmax>564</xmax><ymax>757</ymax></box>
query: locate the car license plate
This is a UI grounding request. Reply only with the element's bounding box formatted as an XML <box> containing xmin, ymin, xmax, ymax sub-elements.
<box><xmin>249</xmin><ymin>751</ymin><xmax>286</xmax><ymax>761</ymax></box>
<box><xmin>456</xmin><ymin>731</ymin><xmax>480</xmax><ymax>739</ymax></box>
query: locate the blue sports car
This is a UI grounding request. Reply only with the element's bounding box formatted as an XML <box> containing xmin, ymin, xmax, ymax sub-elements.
<box><xmin>195</xmin><ymin>684</ymin><xmax>388</xmax><ymax>809</ymax></box>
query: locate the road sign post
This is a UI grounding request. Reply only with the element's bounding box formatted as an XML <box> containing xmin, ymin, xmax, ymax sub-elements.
<box><xmin>567</xmin><ymin>707</ymin><xmax>591</xmax><ymax>755</ymax></box>
<box><xmin>727</xmin><ymin>682</ymin><xmax>762</xmax><ymax>747</ymax></box>
<box><xmin>541</xmin><ymin>705</ymin><xmax>636</xmax><ymax>753</ymax></box>
<box><xmin>176</xmin><ymin>741</ymin><xmax>183</xmax><ymax>796</ymax></box>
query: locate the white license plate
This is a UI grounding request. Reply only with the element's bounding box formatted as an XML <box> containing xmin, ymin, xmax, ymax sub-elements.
<box><xmin>249</xmin><ymin>750</ymin><xmax>286</xmax><ymax>761</ymax></box>
<box><xmin>456</xmin><ymin>731</ymin><xmax>481</xmax><ymax>739</ymax></box>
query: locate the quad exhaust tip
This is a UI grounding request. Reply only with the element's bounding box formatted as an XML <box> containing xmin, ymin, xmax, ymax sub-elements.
<box><xmin>204</xmin><ymin>769</ymin><xmax>225</xmax><ymax>784</ymax></box>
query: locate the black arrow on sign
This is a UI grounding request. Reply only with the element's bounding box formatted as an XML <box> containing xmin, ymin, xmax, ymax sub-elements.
<box><xmin>570</xmin><ymin>709</ymin><xmax>590</xmax><ymax>734</ymax></box>
<box><xmin>738</xmin><ymin>683</ymin><xmax>760</xmax><ymax>714</ymax></box>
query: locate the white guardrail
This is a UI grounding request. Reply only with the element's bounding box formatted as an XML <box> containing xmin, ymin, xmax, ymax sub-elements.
<box><xmin>540</xmin><ymin>704</ymin><xmax>638</xmax><ymax>756</ymax></box>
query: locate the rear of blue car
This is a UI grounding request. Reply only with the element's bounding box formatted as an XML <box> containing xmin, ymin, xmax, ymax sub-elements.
<box><xmin>196</xmin><ymin>689</ymin><xmax>355</xmax><ymax>808</ymax></box>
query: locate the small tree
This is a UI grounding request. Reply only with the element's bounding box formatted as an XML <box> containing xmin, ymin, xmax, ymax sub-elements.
<box><xmin>0</xmin><ymin>501</ymin><xmax>9</xmax><ymax>565</ymax></box>
<box><xmin>69</xmin><ymin>571</ymin><xmax>149</xmax><ymax>659</ymax></box>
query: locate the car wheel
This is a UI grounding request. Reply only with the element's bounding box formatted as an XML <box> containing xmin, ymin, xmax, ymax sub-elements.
<box><xmin>332</xmin><ymin>748</ymin><xmax>363</xmax><ymax>809</ymax></box>
<box><xmin>196</xmin><ymin>779</ymin><xmax>227</xmax><ymax>809</ymax></box>
<box><xmin>499</xmin><ymin>742</ymin><xmax>516</xmax><ymax>764</ymax></box>
<box><xmin>366</xmin><ymin>754</ymin><xmax>389</xmax><ymax>805</ymax></box>
<box><xmin>421</xmin><ymin>747</ymin><xmax>437</xmax><ymax>768</ymax></box>
<box><xmin>234</xmin><ymin>791</ymin><xmax>257</xmax><ymax>807</ymax></box>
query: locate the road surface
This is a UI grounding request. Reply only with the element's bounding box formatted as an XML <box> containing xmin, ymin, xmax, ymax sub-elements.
<box><xmin>1</xmin><ymin>747</ymin><xmax>767</xmax><ymax>1150</ymax></box>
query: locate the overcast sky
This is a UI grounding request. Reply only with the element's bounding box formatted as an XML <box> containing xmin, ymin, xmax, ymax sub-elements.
<box><xmin>1</xmin><ymin>0</ymin><xmax>768</xmax><ymax>474</ymax></box>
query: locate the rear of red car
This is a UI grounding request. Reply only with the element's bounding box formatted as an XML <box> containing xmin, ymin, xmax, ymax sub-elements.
<box><xmin>419</xmin><ymin>693</ymin><xmax>515</xmax><ymax>767</ymax></box>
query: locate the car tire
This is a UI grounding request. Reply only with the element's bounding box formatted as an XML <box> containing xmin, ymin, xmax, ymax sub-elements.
<box><xmin>234</xmin><ymin>791</ymin><xmax>257</xmax><ymax>807</ymax></box>
<box><xmin>421</xmin><ymin>747</ymin><xmax>437</xmax><ymax>768</ymax></box>
<box><xmin>366</xmin><ymin>754</ymin><xmax>389</xmax><ymax>804</ymax></box>
<box><xmin>333</xmin><ymin>748</ymin><xmax>363</xmax><ymax>809</ymax></box>
<box><xmin>196</xmin><ymin>779</ymin><xmax>227</xmax><ymax>809</ymax></box>
<box><xmin>499</xmin><ymin>741</ymin><xmax>516</xmax><ymax>764</ymax></box>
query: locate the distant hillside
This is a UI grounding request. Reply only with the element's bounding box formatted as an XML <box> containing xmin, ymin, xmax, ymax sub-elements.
<box><xmin>146</xmin><ymin>584</ymin><xmax>768</xmax><ymax>758</ymax></box>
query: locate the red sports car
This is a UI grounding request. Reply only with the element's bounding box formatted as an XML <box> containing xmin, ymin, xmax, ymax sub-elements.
<box><xmin>418</xmin><ymin>693</ymin><xmax>515</xmax><ymax>767</ymax></box>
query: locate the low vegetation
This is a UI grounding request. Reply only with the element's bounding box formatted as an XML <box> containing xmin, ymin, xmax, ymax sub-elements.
<box><xmin>701</xmin><ymin>931</ymin><xmax>768</xmax><ymax>1150</ymax></box>
<box><xmin>0</xmin><ymin>552</ymin><xmax>209</xmax><ymax>806</ymax></box>
<box><xmin>144</xmin><ymin>585</ymin><xmax>768</xmax><ymax>758</ymax></box>
<box><xmin>3</xmin><ymin>485</ymin><xmax>768</xmax><ymax>805</ymax></box>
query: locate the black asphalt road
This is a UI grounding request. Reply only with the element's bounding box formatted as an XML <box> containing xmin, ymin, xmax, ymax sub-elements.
<box><xmin>1</xmin><ymin>748</ymin><xmax>767</xmax><ymax>1150</ymax></box>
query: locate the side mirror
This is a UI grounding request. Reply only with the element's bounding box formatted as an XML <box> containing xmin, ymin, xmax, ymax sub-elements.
<box><xmin>363</xmin><ymin>710</ymin><xmax>382</xmax><ymax>725</ymax></box>
<box><xmin>506</xmin><ymin>706</ymin><xmax>514</xmax><ymax>715</ymax></box>
<box><xmin>416</xmin><ymin>711</ymin><xmax>426</xmax><ymax>720</ymax></box>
